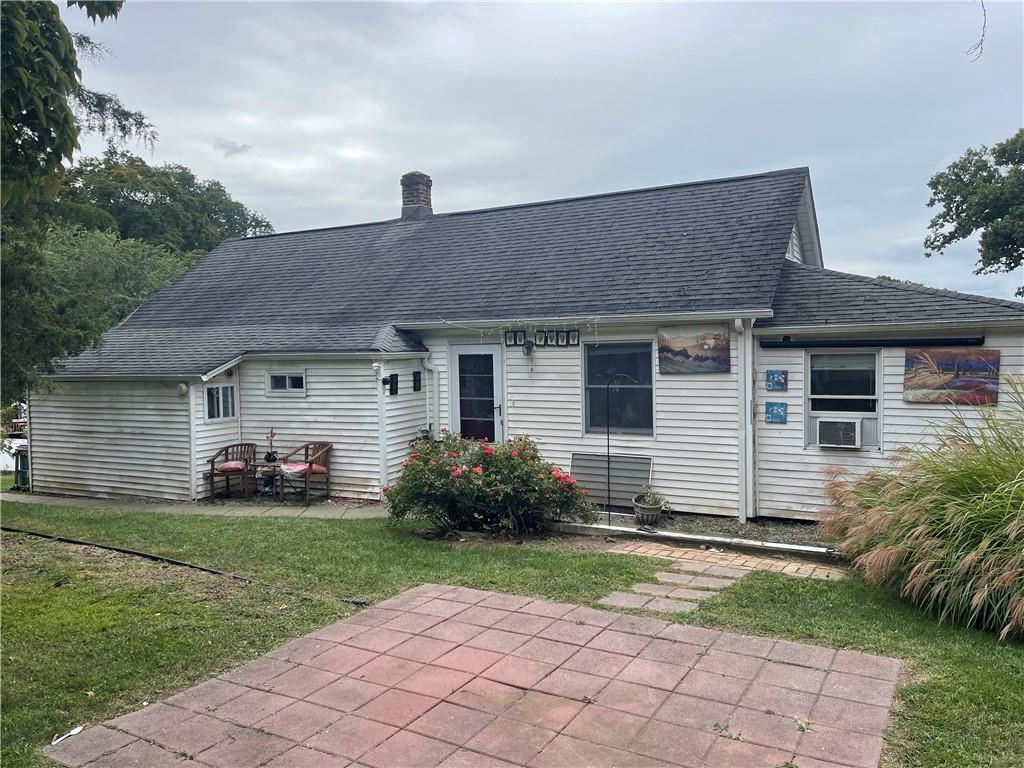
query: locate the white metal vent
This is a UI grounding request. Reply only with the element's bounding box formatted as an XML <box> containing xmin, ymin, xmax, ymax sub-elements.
<box><xmin>569</xmin><ymin>453</ymin><xmax>653</xmax><ymax>508</ymax></box>
<box><xmin>817</xmin><ymin>418</ymin><xmax>861</xmax><ymax>449</ymax></box>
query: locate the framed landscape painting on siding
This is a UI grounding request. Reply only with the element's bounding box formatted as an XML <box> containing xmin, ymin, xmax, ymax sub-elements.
<box><xmin>903</xmin><ymin>348</ymin><xmax>1000</xmax><ymax>405</ymax></box>
<box><xmin>657</xmin><ymin>325</ymin><xmax>731</xmax><ymax>374</ymax></box>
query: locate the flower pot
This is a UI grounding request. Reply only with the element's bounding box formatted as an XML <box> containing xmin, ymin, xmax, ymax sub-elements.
<box><xmin>632</xmin><ymin>495</ymin><xmax>663</xmax><ymax>527</ymax></box>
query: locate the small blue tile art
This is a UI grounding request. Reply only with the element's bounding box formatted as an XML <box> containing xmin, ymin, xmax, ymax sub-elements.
<box><xmin>766</xmin><ymin>369</ymin><xmax>788</xmax><ymax>391</ymax></box>
<box><xmin>765</xmin><ymin>401</ymin><xmax>788</xmax><ymax>424</ymax></box>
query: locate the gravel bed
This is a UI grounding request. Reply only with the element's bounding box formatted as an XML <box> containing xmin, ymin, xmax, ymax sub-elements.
<box><xmin>602</xmin><ymin>510</ymin><xmax>835</xmax><ymax>548</ymax></box>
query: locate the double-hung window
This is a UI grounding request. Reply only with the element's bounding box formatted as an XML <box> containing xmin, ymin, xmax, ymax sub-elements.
<box><xmin>807</xmin><ymin>352</ymin><xmax>879</xmax><ymax>447</ymax></box>
<box><xmin>268</xmin><ymin>372</ymin><xmax>305</xmax><ymax>395</ymax></box>
<box><xmin>584</xmin><ymin>342</ymin><xmax>654</xmax><ymax>435</ymax></box>
<box><xmin>205</xmin><ymin>384</ymin><xmax>236</xmax><ymax>421</ymax></box>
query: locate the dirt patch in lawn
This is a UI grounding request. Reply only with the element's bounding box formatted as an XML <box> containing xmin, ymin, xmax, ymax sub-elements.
<box><xmin>1</xmin><ymin>533</ymin><xmax>247</xmax><ymax>604</ymax></box>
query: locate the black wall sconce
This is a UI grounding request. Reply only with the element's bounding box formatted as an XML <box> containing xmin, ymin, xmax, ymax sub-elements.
<box><xmin>382</xmin><ymin>373</ymin><xmax>398</xmax><ymax>394</ymax></box>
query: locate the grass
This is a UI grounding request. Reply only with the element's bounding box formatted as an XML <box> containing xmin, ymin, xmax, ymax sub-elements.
<box><xmin>2</xmin><ymin>500</ymin><xmax>1023</xmax><ymax>767</ymax></box>
<box><xmin>824</xmin><ymin>377</ymin><xmax>1024</xmax><ymax>639</ymax></box>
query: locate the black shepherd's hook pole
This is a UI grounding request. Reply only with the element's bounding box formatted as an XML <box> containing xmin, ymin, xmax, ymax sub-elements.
<box><xmin>605</xmin><ymin>373</ymin><xmax>638</xmax><ymax>525</ymax></box>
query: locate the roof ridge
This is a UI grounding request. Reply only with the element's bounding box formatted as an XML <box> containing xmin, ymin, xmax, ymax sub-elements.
<box><xmin>235</xmin><ymin>166</ymin><xmax>810</xmax><ymax>242</ymax></box>
<box><xmin>440</xmin><ymin>166</ymin><xmax>809</xmax><ymax>219</ymax></box>
<box><xmin>784</xmin><ymin>261</ymin><xmax>1024</xmax><ymax>310</ymax></box>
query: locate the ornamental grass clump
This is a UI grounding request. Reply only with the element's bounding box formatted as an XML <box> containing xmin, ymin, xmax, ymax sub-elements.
<box><xmin>823</xmin><ymin>377</ymin><xmax>1024</xmax><ymax>640</ymax></box>
<box><xmin>384</xmin><ymin>433</ymin><xmax>596</xmax><ymax>536</ymax></box>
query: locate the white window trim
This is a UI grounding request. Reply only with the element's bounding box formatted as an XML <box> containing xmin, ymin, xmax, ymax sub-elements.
<box><xmin>581</xmin><ymin>339</ymin><xmax>657</xmax><ymax>438</ymax></box>
<box><xmin>204</xmin><ymin>383</ymin><xmax>237</xmax><ymax>423</ymax></box>
<box><xmin>804</xmin><ymin>348</ymin><xmax>882</xmax><ymax>450</ymax></box>
<box><xmin>266</xmin><ymin>370</ymin><xmax>306</xmax><ymax>396</ymax></box>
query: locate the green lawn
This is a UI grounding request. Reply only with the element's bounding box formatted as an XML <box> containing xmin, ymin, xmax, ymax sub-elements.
<box><xmin>2</xmin><ymin>500</ymin><xmax>1023</xmax><ymax>768</ymax></box>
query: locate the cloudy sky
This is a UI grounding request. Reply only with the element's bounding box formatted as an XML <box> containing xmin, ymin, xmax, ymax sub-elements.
<box><xmin>66</xmin><ymin>1</ymin><xmax>1022</xmax><ymax>298</ymax></box>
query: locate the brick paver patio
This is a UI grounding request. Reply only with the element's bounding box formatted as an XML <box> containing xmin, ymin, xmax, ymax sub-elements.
<box><xmin>45</xmin><ymin>586</ymin><xmax>899</xmax><ymax>768</ymax></box>
<box><xmin>609</xmin><ymin>540</ymin><xmax>848</xmax><ymax>581</ymax></box>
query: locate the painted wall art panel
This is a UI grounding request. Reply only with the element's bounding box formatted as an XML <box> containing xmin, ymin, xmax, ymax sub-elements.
<box><xmin>765</xmin><ymin>401</ymin><xmax>788</xmax><ymax>423</ymax></box>
<box><xmin>657</xmin><ymin>325</ymin><xmax>731</xmax><ymax>374</ymax></box>
<box><xmin>903</xmin><ymin>347</ymin><xmax>1001</xmax><ymax>405</ymax></box>
<box><xmin>766</xmin><ymin>369</ymin><xmax>788</xmax><ymax>391</ymax></box>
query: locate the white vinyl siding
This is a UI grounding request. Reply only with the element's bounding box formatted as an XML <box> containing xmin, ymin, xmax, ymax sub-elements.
<box><xmin>755</xmin><ymin>329</ymin><xmax>1024</xmax><ymax>519</ymax></box>
<box><xmin>193</xmin><ymin>371</ymin><xmax>241</xmax><ymax>498</ymax></box>
<box><xmin>29</xmin><ymin>380</ymin><xmax>192</xmax><ymax>501</ymax></box>
<box><xmin>382</xmin><ymin>359</ymin><xmax>429</xmax><ymax>482</ymax></box>
<box><xmin>421</xmin><ymin>326</ymin><xmax>740</xmax><ymax>516</ymax></box>
<box><xmin>237</xmin><ymin>359</ymin><xmax>382</xmax><ymax>499</ymax></box>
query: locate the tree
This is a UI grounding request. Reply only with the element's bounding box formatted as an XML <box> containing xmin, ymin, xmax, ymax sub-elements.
<box><xmin>1</xmin><ymin>225</ymin><xmax>190</xmax><ymax>403</ymax></box>
<box><xmin>0</xmin><ymin>1</ymin><xmax>154</xmax><ymax>208</ymax></box>
<box><xmin>925</xmin><ymin>130</ymin><xmax>1024</xmax><ymax>296</ymax></box>
<box><xmin>54</xmin><ymin>150</ymin><xmax>273</xmax><ymax>251</ymax></box>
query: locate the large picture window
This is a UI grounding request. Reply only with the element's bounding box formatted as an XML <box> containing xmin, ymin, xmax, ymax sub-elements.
<box><xmin>205</xmin><ymin>384</ymin><xmax>236</xmax><ymax>421</ymax></box>
<box><xmin>584</xmin><ymin>342</ymin><xmax>653</xmax><ymax>435</ymax></box>
<box><xmin>807</xmin><ymin>352</ymin><xmax>878</xmax><ymax>446</ymax></box>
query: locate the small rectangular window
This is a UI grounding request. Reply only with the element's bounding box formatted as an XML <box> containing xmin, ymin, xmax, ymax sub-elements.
<box><xmin>268</xmin><ymin>371</ymin><xmax>305</xmax><ymax>395</ymax></box>
<box><xmin>205</xmin><ymin>384</ymin><xmax>236</xmax><ymax>420</ymax></box>
<box><xmin>584</xmin><ymin>342</ymin><xmax>654</xmax><ymax>435</ymax></box>
<box><xmin>412</xmin><ymin>371</ymin><xmax>422</xmax><ymax>392</ymax></box>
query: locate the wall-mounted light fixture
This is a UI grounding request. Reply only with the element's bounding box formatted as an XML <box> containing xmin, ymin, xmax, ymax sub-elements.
<box><xmin>522</xmin><ymin>339</ymin><xmax>535</xmax><ymax>357</ymax></box>
<box><xmin>176</xmin><ymin>382</ymin><xmax>189</xmax><ymax>396</ymax></box>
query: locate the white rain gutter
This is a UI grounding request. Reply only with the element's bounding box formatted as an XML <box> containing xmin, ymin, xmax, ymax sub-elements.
<box><xmin>753</xmin><ymin>317</ymin><xmax>1023</xmax><ymax>336</ymax></box>
<box><xmin>371</xmin><ymin>362</ymin><xmax>389</xmax><ymax>493</ymax></box>
<box><xmin>199</xmin><ymin>351</ymin><xmax>428</xmax><ymax>382</ymax></box>
<box><xmin>407</xmin><ymin>308</ymin><xmax>774</xmax><ymax>330</ymax></box>
<box><xmin>734</xmin><ymin>318</ymin><xmax>755</xmax><ymax>523</ymax></box>
<box><xmin>422</xmin><ymin>352</ymin><xmax>441</xmax><ymax>434</ymax></box>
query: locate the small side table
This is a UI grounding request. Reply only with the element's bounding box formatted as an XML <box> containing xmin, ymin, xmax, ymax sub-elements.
<box><xmin>252</xmin><ymin>461</ymin><xmax>281</xmax><ymax>499</ymax></box>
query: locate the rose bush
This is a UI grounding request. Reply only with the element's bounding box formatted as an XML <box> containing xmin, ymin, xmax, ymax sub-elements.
<box><xmin>384</xmin><ymin>433</ymin><xmax>596</xmax><ymax>535</ymax></box>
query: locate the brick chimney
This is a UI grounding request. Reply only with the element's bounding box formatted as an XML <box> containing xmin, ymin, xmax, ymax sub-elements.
<box><xmin>401</xmin><ymin>171</ymin><xmax>432</xmax><ymax>221</ymax></box>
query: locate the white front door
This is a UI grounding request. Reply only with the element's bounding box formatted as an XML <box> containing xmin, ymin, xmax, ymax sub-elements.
<box><xmin>450</xmin><ymin>344</ymin><xmax>505</xmax><ymax>443</ymax></box>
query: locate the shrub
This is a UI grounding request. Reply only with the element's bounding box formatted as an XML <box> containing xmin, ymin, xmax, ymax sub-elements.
<box><xmin>384</xmin><ymin>433</ymin><xmax>596</xmax><ymax>535</ymax></box>
<box><xmin>823</xmin><ymin>377</ymin><xmax>1024</xmax><ymax>640</ymax></box>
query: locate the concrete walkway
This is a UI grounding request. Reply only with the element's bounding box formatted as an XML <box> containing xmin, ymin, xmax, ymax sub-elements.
<box><xmin>0</xmin><ymin>491</ymin><xmax>387</xmax><ymax>520</ymax></box>
<box><xmin>44</xmin><ymin>586</ymin><xmax>899</xmax><ymax>768</ymax></box>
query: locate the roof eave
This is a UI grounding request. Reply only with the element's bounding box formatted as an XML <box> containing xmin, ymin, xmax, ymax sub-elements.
<box><xmin>754</xmin><ymin>317</ymin><xmax>1024</xmax><ymax>335</ymax></box>
<box><xmin>403</xmin><ymin>308</ymin><xmax>775</xmax><ymax>331</ymax></box>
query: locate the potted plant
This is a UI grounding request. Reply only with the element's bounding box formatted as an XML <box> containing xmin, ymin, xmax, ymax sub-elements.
<box><xmin>632</xmin><ymin>486</ymin><xmax>666</xmax><ymax>526</ymax></box>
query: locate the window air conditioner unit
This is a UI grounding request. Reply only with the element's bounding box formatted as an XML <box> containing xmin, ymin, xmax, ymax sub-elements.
<box><xmin>817</xmin><ymin>418</ymin><xmax>861</xmax><ymax>449</ymax></box>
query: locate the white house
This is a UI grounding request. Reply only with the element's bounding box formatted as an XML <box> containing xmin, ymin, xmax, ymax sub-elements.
<box><xmin>28</xmin><ymin>169</ymin><xmax>1024</xmax><ymax>519</ymax></box>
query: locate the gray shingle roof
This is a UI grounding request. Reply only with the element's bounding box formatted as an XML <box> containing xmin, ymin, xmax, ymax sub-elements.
<box><xmin>759</xmin><ymin>261</ymin><xmax>1024</xmax><ymax>329</ymax></box>
<box><xmin>58</xmin><ymin>168</ymin><xmax>811</xmax><ymax>376</ymax></box>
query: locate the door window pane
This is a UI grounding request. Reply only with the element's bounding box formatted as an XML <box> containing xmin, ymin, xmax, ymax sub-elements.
<box><xmin>458</xmin><ymin>354</ymin><xmax>495</xmax><ymax>441</ymax></box>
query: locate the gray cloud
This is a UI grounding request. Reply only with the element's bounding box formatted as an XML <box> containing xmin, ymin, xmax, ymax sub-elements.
<box><xmin>65</xmin><ymin>1</ymin><xmax>1023</xmax><ymax>298</ymax></box>
<box><xmin>212</xmin><ymin>137</ymin><xmax>252</xmax><ymax>158</ymax></box>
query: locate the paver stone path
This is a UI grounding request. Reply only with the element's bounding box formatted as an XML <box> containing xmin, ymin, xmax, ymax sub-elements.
<box><xmin>45</xmin><ymin>586</ymin><xmax>899</xmax><ymax>768</ymax></box>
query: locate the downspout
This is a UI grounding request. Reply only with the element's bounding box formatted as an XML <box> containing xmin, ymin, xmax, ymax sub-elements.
<box><xmin>187</xmin><ymin>380</ymin><xmax>197</xmax><ymax>501</ymax></box>
<box><xmin>422</xmin><ymin>352</ymin><xmax>440</xmax><ymax>435</ymax></box>
<box><xmin>372</xmin><ymin>362</ymin><xmax>389</xmax><ymax>494</ymax></box>
<box><xmin>734</xmin><ymin>318</ymin><xmax>755</xmax><ymax>523</ymax></box>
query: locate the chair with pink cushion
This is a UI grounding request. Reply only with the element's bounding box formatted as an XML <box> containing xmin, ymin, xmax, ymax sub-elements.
<box><xmin>208</xmin><ymin>442</ymin><xmax>257</xmax><ymax>500</ymax></box>
<box><xmin>278</xmin><ymin>441</ymin><xmax>332</xmax><ymax>504</ymax></box>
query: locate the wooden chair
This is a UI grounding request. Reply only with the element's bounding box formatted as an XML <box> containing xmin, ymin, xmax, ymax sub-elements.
<box><xmin>208</xmin><ymin>442</ymin><xmax>257</xmax><ymax>500</ymax></box>
<box><xmin>279</xmin><ymin>441</ymin><xmax>332</xmax><ymax>504</ymax></box>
